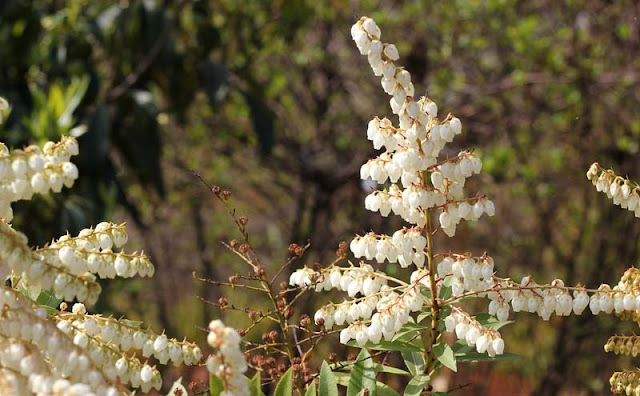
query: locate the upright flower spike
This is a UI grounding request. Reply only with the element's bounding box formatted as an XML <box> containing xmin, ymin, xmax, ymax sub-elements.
<box><xmin>288</xmin><ymin>16</ymin><xmax>505</xmax><ymax>357</ymax></box>
<box><xmin>290</xmin><ymin>21</ymin><xmax>640</xmax><ymax>384</ymax></box>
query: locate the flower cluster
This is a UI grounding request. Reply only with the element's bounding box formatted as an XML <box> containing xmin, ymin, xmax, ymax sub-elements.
<box><xmin>285</xmin><ymin>16</ymin><xmax>504</xmax><ymax>364</ymax></box>
<box><xmin>587</xmin><ymin>163</ymin><xmax>640</xmax><ymax>217</ymax></box>
<box><xmin>444</xmin><ymin>308</ymin><xmax>504</xmax><ymax>357</ymax></box>
<box><xmin>37</xmin><ymin>222</ymin><xmax>154</xmax><ymax>279</ymax></box>
<box><xmin>0</xmin><ymin>287</ymin><xmax>119</xmax><ymax>395</ymax></box>
<box><xmin>0</xmin><ymin>220</ymin><xmax>102</xmax><ymax>305</ymax></box>
<box><xmin>206</xmin><ymin>320</ymin><xmax>249</xmax><ymax>395</ymax></box>
<box><xmin>610</xmin><ymin>369</ymin><xmax>640</xmax><ymax>395</ymax></box>
<box><xmin>350</xmin><ymin>229</ymin><xmax>426</xmax><ymax>267</ymax></box>
<box><xmin>437</xmin><ymin>254</ymin><xmax>496</xmax><ymax>297</ymax></box>
<box><xmin>54</xmin><ymin>303</ymin><xmax>200</xmax><ymax>392</ymax></box>
<box><xmin>0</xmin><ymin>136</ymin><xmax>79</xmax><ymax>222</ymax></box>
<box><xmin>605</xmin><ymin>335</ymin><xmax>640</xmax><ymax>357</ymax></box>
<box><xmin>351</xmin><ymin>17</ymin><xmax>494</xmax><ymax>237</ymax></box>
<box><xmin>0</xmin><ymin>124</ymin><xmax>201</xmax><ymax>395</ymax></box>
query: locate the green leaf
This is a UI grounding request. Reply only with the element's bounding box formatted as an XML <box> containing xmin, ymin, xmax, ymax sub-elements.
<box><xmin>335</xmin><ymin>373</ymin><xmax>398</xmax><ymax>396</ymax></box>
<box><xmin>348</xmin><ymin>349</ymin><xmax>377</xmax><ymax>396</ymax></box>
<box><xmin>403</xmin><ymin>375</ymin><xmax>430</xmax><ymax>396</ymax></box>
<box><xmin>433</xmin><ymin>343</ymin><xmax>457</xmax><ymax>372</ymax></box>
<box><xmin>455</xmin><ymin>351</ymin><xmax>520</xmax><ymax>362</ymax></box>
<box><xmin>209</xmin><ymin>375</ymin><xmax>224</xmax><ymax>396</ymax></box>
<box><xmin>377</xmin><ymin>382</ymin><xmax>401</xmax><ymax>396</ymax></box>
<box><xmin>373</xmin><ymin>364</ymin><xmax>410</xmax><ymax>376</ymax></box>
<box><xmin>250</xmin><ymin>372</ymin><xmax>264</xmax><ymax>396</ymax></box>
<box><xmin>305</xmin><ymin>382</ymin><xmax>317</xmax><ymax>396</ymax></box>
<box><xmin>432</xmin><ymin>393</ymin><xmax>454</xmax><ymax>396</ymax></box>
<box><xmin>416</xmin><ymin>311</ymin><xmax>431</xmax><ymax>323</ymax></box>
<box><xmin>401</xmin><ymin>352</ymin><xmax>425</xmax><ymax>376</ymax></box>
<box><xmin>347</xmin><ymin>339</ymin><xmax>422</xmax><ymax>353</ymax></box>
<box><xmin>319</xmin><ymin>361</ymin><xmax>338</xmax><ymax>396</ymax></box>
<box><xmin>121</xmin><ymin>319</ymin><xmax>143</xmax><ymax>328</ymax></box>
<box><xmin>166</xmin><ymin>377</ymin><xmax>188</xmax><ymax>396</ymax></box>
<box><xmin>437</xmin><ymin>276</ymin><xmax>454</xmax><ymax>300</ymax></box>
<box><xmin>473</xmin><ymin>313</ymin><xmax>513</xmax><ymax>330</ymax></box>
<box><xmin>332</xmin><ymin>361</ymin><xmax>409</xmax><ymax>376</ymax></box>
<box><xmin>274</xmin><ymin>368</ymin><xmax>293</xmax><ymax>396</ymax></box>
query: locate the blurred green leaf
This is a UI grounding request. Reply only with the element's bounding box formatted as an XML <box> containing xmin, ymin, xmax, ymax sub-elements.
<box><xmin>434</xmin><ymin>342</ymin><xmax>457</xmax><ymax>372</ymax></box>
<box><xmin>347</xmin><ymin>349</ymin><xmax>377</xmax><ymax>396</ymax></box>
<box><xmin>209</xmin><ymin>375</ymin><xmax>224</xmax><ymax>396</ymax></box>
<box><xmin>401</xmin><ymin>351</ymin><xmax>424</xmax><ymax>377</ymax></box>
<box><xmin>319</xmin><ymin>361</ymin><xmax>338</xmax><ymax>396</ymax></box>
<box><xmin>274</xmin><ymin>368</ymin><xmax>293</xmax><ymax>396</ymax></box>
<box><xmin>403</xmin><ymin>375</ymin><xmax>430</xmax><ymax>396</ymax></box>
<box><xmin>250</xmin><ymin>372</ymin><xmax>264</xmax><ymax>396</ymax></box>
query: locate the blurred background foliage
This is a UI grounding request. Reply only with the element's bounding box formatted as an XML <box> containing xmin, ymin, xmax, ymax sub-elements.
<box><xmin>1</xmin><ymin>0</ymin><xmax>640</xmax><ymax>394</ymax></box>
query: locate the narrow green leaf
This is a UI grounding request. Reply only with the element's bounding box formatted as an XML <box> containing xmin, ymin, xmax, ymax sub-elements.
<box><xmin>373</xmin><ymin>364</ymin><xmax>410</xmax><ymax>376</ymax></box>
<box><xmin>438</xmin><ymin>276</ymin><xmax>454</xmax><ymax>300</ymax></box>
<box><xmin>209</xmin><ymin>375</ymin><xmax>224</xmax><ymax>396</ymax></box>
<box><xmin>347</xmin><ymin>339</ymin><xmax>422</xmax><ymax>353</ymax></box>
<box><xmin>250</xmin><ymin>372</ymin><xmax>264</xmax><ymax>396</ymax></box>
<box><xmin>166</xmin><ymin>377</ymin><xmax>188</xmax><ymax>396</ymax></box>
<box><xmin>401</xmin><ymin>352</ymin><xmax>425</xmax><ymax>376</ymax></box>
<box><xmin>403</xmin><ymin>375</ymin><xmax>430</xmax><ymax>396</ymax></box>
<box><xmin>377</xmin><ymin>382</ymin><xmax>401</xmax><ymax>396</ymax></box>
<box><xmin>121</xmin><ymin>319</ymin><xmax>143</xmax><ymax>328</ymax></box>
<box><xmin>455</xmin><ymin>352</ymin><xmax>520</xmax><ymax>362</ymax></box>
<box><xmin>335</xmin><ymin>373</ymin><xmax>398</xmax><ymax>396</ymax></box>
<box><xmin>333</xmin><ymin>371</ymin><xmax>350</xmax><ymax>387</ymax></box>
<box><xmin>473</xmin><ymin>313</ymin><xmax>513</xmax><ymax>330</ymax></box>
<box><xmin>348</xmin><ymin>349</ymin><xmax>377</xmax><ymax>396</ymax></box>
<box><xmin>416</xmin><ymin>311</ymin><xmax>431</xmax><ymax>323</ymax></box>
<box><xmin>305</xmin><ymin>382</ymin><xmax>317</xmax><ymax>396</ymax></box>
<box><xmin>274</xmin><ymin>368</ymin><xmax>293</xmax><ymax>396</ymax></box>
<box><xmin>433</xmin><ymin>343</ymin><xmax>457</xmax><ymax>372</ymax></box>
<box><xmin>319</xmin><ymin>361</ymin><xmax>338</xmax><ymax>396</ymax></box>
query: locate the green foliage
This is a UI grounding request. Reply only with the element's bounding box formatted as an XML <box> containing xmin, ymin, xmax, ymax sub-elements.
<box><xmin>401</xmin><ymin>352</ymin><xmax>424</xmax><ymax>377</ymax></box>
<box><xmin>249</xmin><ymin>372</ymin><xmax>265</xmax><ymax>396</ymax></box>
<box><xmin>347</xmin><ymin>349</ymin><xmax>377</xmax><ymax>396</ymax></box>
<box><xmin>209</xmin><ymin>374</ymin><xmax>224</xmax><ymax>396</ymax></box>
<box><xmin>304</xmin><ymin>382</ymin><xmax>317</xmax><ymax>396</ymax></box>
<box><xmin>433</xmin><ymin>342</ymin><xmax>457</xmax><ymax>372</ymax></box>
<box><xmin>274</xmin><ymin>368</ymin><xmax>293</xmax><ymax>396</ymax></box>
<box><xmin>403</xmin><ymin>375</ymin><xmax>430</xmax><ymax>396</ymax></box>
<box><xmin>318</xmin><ymin>361</ymin><xmax>338</xmax><ymax>396</ymax></box>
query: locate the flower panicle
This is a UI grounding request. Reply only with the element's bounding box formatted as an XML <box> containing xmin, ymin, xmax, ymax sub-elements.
<box><xmin>206</xmin><ymin>319</ymin><xmax>249</xmax><ymax>395</ymax></box>
<box><xmin>0</xmin><ymin>286</ymin><xmax>119</xmax><ymax>395</ymax></box>
<box><xmin>587</xmin><ymin>162</ymin><xmax>640</xmax><ymax>216</ymax></box>
<box><xmin>0</xmin><ymin>136</ymin><xmax>80</xmax><ymax>222</ymax></box>
<box><xmin>0</xmin><ymin>220</ymin><xmax>102</xmax><ymax>305</ymax></box>
<box><xmin>37</xmin><ymin>222</ymin><xmax>155</xmax><ymax>279</ymax></box>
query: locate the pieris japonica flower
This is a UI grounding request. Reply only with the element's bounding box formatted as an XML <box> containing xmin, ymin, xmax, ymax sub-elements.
<box><xmin>0</xmin><ymin>136</ymin><xmax>79</xmax><ymax>222</ymax></box>
<box><xmin>0</xmin><ymin>114</ymin><xmax>199</xmax><ymax>395</ymax></box>
<box><xmin>588</xmin><ymin>163</ymin><xmax>640</xmax><ymax>216</ymax></box>
<box><xmin>297</xmin><ymin>18</ymin><xmax>640</xmax><ymax>375</ymax></box>
<box><xmin>0</xmin><ymin>287</ymin><xmax>120</xmax><ymax>395</ymax></box>
<box><xmin>54</xmin><ymin>306</ymin><xmax>201</xmax><ymax>391</ymax></box>
<box><xmin>206</xmin><ymin>320</ymin><xmax>249</xmax><ymax>396</ymax></box>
